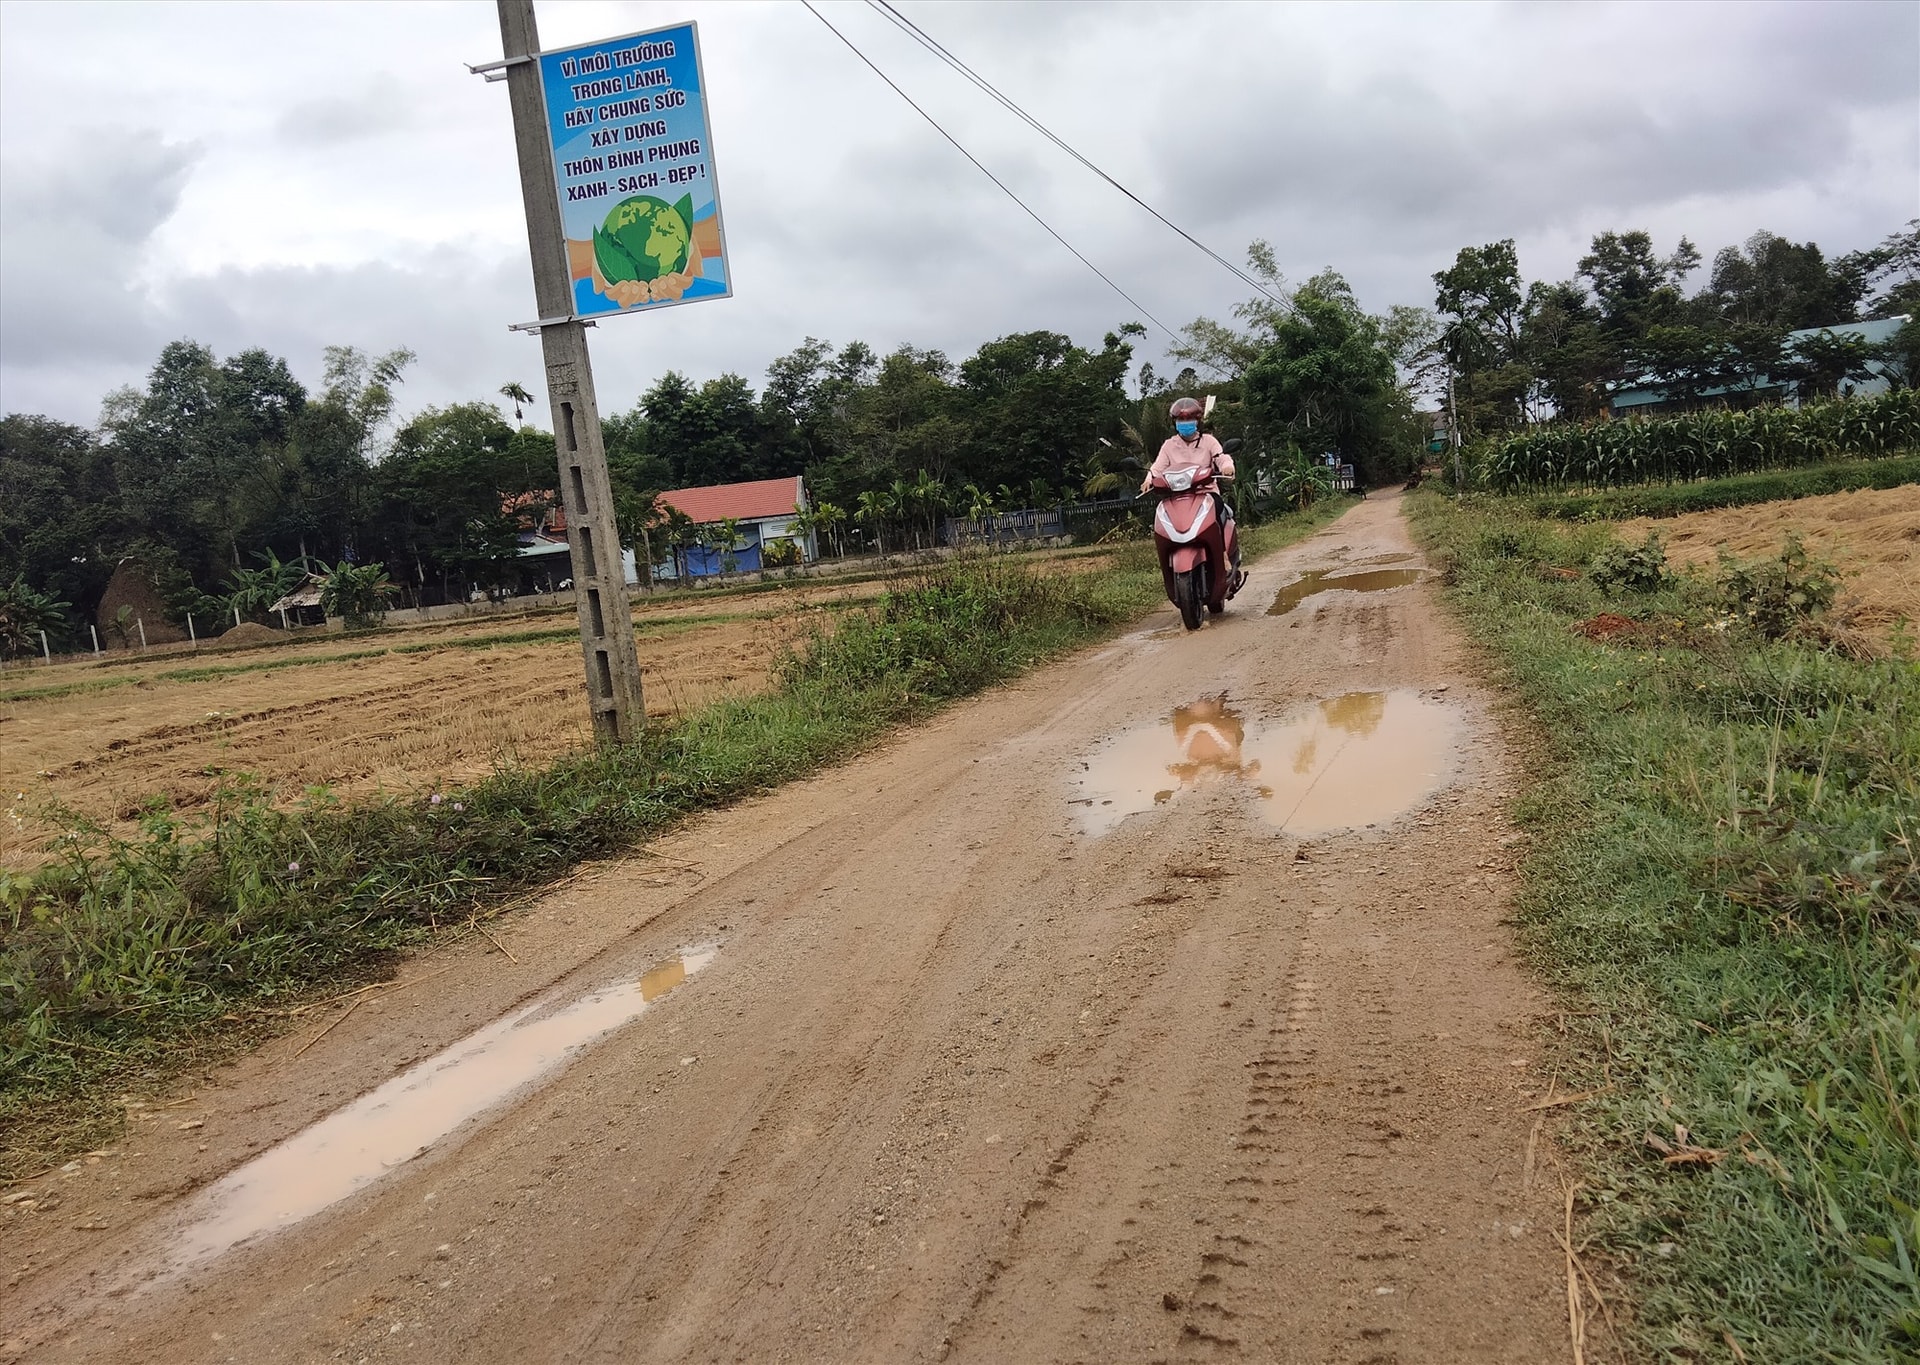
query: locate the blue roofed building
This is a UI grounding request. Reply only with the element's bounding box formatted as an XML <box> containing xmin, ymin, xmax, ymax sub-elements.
<box><xmin>1608</xmin><ymin>315</ymin><xmax>1911</xmax><ymax>417</ymax></box>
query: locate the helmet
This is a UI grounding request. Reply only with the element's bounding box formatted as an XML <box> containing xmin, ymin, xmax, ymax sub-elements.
<box><xmin>1169</xmin><ymin>396</ymin><xmax>1204</xmax><ymax>423</ymax></box>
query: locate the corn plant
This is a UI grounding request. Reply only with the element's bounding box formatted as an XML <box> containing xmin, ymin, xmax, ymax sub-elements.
<box><xmin>1482</xmin><ymin>390</ymin><xmax>1920</xmax><ymax>492</ymax></box>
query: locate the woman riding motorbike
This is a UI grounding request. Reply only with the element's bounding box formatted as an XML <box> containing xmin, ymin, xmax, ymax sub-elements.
<box><xmin>1141</xmin><ymin>396</ymin><xmax>1245</xmax><ymax>601</ymax></box>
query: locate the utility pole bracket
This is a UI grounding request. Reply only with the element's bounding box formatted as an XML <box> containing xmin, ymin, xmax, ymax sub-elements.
<box><xmin>508</xmin><ymin>316</ymin><xmax>598</xmax><ymax>335</ymax></box>
<box><xmin>466</xmin><ymin>53</ymin><xmax>535</xmax><ymax>82</ymax></box>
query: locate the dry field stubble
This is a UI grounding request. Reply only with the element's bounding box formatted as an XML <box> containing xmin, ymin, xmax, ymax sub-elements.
<box><xmin>1619</xmin><ymin>485</ymin><xmax>1920</xmax><ymax>641</ymax></box>
<box><xmin>0</xmin><ymin>593</ymin><xmax>839</xmax><ymax>866</ymax></box>
<box><xmin>0</xmin><ymin>550</ymin><xmax>1126</xmax><ymax>865</ymax></box>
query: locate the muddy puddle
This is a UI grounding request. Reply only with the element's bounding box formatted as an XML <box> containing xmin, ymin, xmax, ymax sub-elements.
<box><xmin>156</xmin><ymin>947</ymin><xmax>716</xmax><ymax>1277</ymax></box>
<box><xmin>1267</xmin><ymin>567</ymin><xmax>1423</xmax><ymax>616</ymax></box>
<box><xmin>1071</xmin><ymin>692</ymin><xmax>1458</xmax><ymax>837</ymax></box>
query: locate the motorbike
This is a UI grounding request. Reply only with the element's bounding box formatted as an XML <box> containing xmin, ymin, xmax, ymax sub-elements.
<box><xmin>1147</xmin><ymin>437</ymin><xmax>1244</xmax><ymax>631</ymax></box>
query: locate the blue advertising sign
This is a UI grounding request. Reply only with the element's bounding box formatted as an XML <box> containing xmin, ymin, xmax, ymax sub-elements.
<box><xmin>538</xmin><ymin>23</ymin><xmax>731</xmax><ymax>320</ymax></box>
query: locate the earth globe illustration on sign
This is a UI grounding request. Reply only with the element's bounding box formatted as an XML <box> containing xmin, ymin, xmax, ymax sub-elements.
<box><xmin>592</xmin><ymin>194</ymin><xmax>694</xmax><ymax>302</ymax></box>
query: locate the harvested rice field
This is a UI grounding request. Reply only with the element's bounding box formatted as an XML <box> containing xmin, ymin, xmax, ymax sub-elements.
<box><xmin>1619</xmin><ymin>484</ymin><xmax>1920</xmax><ymax>642</ymax></box>
<box><xmin>0</xmin><ymin>584</ymin><xmax>868</xmax><ymax>866</ymax></box>
<box><xmin>0</xmin><ymin>549</ymin><xmax>1123</xmax><ymax>865</ymax></box>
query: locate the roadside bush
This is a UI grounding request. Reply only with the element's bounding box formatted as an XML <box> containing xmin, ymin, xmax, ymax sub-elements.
<box><xmin>779</xmin><ymin>560</ymin><xmax>1134</xmax><ymax>700</ymax></box>
<box><xmin>320</xmin><ymin>560</ymin><xmax>399</xmax><ymax>629</ymax></box>
<box><xmin>1712</xmin><ymin>533</ymin><xmax>1841</xmax><ymax>639</ymax></box>
<box><xmin>1588</xmin><ymin>529</ymin><xmax>1670</xmax><ymax>592</ymax></box>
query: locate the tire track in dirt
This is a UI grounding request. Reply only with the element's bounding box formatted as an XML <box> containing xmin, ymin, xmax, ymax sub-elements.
<box><xmin>5</xmin><ymin>493</ymin><xmax>1570</xmax><ymax>1364</ymax></box>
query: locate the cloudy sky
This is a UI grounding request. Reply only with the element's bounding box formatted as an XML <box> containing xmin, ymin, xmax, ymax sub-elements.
<box><xmin>2</xmin><ymin>0</ymin><xmax>1915</xmax><ymax>428</ymax></box>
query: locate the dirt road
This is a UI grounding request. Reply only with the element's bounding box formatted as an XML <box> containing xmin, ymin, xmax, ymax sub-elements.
<box><xmin>4</xmin><ymin>493</ymin><xmax>1568</xmax><ymax>1363</ymax></box>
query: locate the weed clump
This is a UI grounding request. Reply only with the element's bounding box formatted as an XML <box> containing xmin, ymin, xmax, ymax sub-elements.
<box><xmin>1712</xmin><ymin>532</ymin><xmax>1841</xmax><ymax>640</ymax></box>
<box><xmin>1588</xmin><ymin>529</ymin><xmax>1671</xmax><ymax>593</ymax></box>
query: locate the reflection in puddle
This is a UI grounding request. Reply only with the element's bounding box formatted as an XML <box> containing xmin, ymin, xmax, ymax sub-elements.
<box><xmin>1267</xmin><ymin>567</ymin><xmax>1423</xmax><ymax>616</ymax></box>
<box><xmin>1072</xmin><ymin>692</ymin><xmax>1457</xmax><ymax>837</ymax></box>
<box><xmin>162</xmin><ymin>947</ymin><xmax>716</xmax><ymax>1276</ymax></box>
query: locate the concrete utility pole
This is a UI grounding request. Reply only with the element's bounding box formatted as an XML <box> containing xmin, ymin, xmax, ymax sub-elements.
<box><xmin>498</xmin><ymin>0</ymin><xmax>646</xmax><ymax>743</ymax></box>
<box><xmin>1448</xmin><ymin>369</ymin><xmax>1464</xmax><ymax>491</ymax></box>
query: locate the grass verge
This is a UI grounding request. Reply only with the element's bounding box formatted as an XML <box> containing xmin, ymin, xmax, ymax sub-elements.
<box><xmin>1525</xmin><ymin>455</ymin><xmax>1920</xmax><ymax>522</ymax></box>
<box><xmin>1409</xmin><ymin>492</ymin><xmax>1918</xmax><ymax>1362</ymax></box>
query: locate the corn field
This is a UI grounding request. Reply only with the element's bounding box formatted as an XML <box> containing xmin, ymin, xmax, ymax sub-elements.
<box><xmin>1481</xmin><ymin>390</ymin><xmax>1920</xmax><ymax>492</ymax></box>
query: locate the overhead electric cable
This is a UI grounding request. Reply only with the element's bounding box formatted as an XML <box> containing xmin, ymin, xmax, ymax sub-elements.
<box><xmin>867</xmin><ymin>0</ymin><xmax>1283</xmax><ymax>304</ymax></box>
<box><xmin>800</xmin><ymin>0</ymin><xmax>1176</xmax><ymax>338</ymax></box>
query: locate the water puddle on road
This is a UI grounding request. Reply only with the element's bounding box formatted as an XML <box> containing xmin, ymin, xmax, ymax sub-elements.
<box><xmin>1071</xmin><ymin>692</ymin><xmax>1457</xmax><ymax>837</ymax></box>
<box><xmin>159</xmin><ymin>946</ymin><xmax>716</xmax><ymax>1277</ymax></box>
<box><xmin>1267</xmin><ymin>567</ymin><xmax>1423</xmax><ymax>616</ymax></box>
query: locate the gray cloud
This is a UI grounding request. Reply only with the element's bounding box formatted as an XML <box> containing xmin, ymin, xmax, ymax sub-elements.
<box><xmin>0</xmin><ymin>128</ymin><xmax>200</xmax><ymax>413</ymax></box>
<box><xmin>1</xmin><ymin>0</ymin><xmax>1914</xmax><ymax>429</ymax></box>
<box><xmin>273</xmin><ymin>73</ymin><xmax>421</xmax><ymax>146</ymax></box>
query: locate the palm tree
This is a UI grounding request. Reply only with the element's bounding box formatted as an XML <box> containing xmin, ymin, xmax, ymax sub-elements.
<box><xmin>810</xmin><ymin>500</ymin><xmax>847</xmax><ymax>558</ymax></box>
<box><xmin>695</xmin><ymin>518</ymin><xmax>744</xmax><ymax>577</ymax></box>
<box><xmin>962</xmin><ymin>483</ymin><xmax>1002</xmax><ymax>549</ymax></box>
<box><xmin>1084</xmin><ymin>425</ymin><xmax>1148</xmax><ymax>497</ymax></box>
<box><xmin>499</xmin><ymin>381</ymin><xmax>535</xmax><ymax>424</ymax></box>
<box><xmin>886</xmin><ymin>478</ymin><xmax>917</xmax><ymax>549</ymax></box>
<box><xmin>856</xmin><ymin>489</ymin><xmax>894</xmax><ymax>557</ymax></box>
<box><xmin>907</xmin><ymin>470</ymin><xmax>949</xmax><ymax>548</ymax></box>
<box><xmin>659</xmin><ymin>506</ymin><xmax>697</xmax><ymax>582</ymax></box>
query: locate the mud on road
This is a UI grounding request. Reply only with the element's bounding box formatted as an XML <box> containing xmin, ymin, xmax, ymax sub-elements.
<box><xmin>3</xmin><ymin>493</ymin><xmax>1569</xmax><ymax>1363</ymax></box>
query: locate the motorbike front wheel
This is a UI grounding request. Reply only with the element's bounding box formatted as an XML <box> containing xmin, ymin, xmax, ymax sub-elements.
<box><xmin>1173</xmin><ymin>566</ymin><xmax>1205</xmax><ymax>631</ymax></box>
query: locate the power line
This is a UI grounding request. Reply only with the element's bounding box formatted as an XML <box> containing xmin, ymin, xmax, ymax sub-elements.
<box><xmin>867</xmin><ymin>0</ymin><xmax>1284</xmax><ymax>305</ymax></box>
<box><xmin>800</xmin><ymin>0</ymin><xmax>1176</xmax><ymax>339</ymax></box>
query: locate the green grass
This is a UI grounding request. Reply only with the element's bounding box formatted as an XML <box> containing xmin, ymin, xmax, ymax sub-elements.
<box><xmin>1525</xmin><ymin>456</ymin><xmax>1920</xmax><ymax>522</ymax></box>
<box><xmin>1409</xmin><ymin>492</ymin><xmax>1919</xmax><ymax>1363</ymax></box>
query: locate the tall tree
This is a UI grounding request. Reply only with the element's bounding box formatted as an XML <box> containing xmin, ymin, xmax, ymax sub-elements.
<box><xmin>955</xmin><ymin>330</ymin><xmax>1131</xmax><ymax>494</ymax></box>
<box><xmin>1519</xmin><ymin>280</ymin><xmax>1612</xmax><ymax>421</ymax></box>
<box><xmin>1839</xmin><ymin>220</ymin><xmax>1920</xmax><ymax>321</ymax></box>
<box><xmin>1244</xmin><ymin>272</ymin><xmax>1412</xmax><ymax>484</ymax></box>
<box><xmin>1433</xmin><ymin>240</ymin><xmax>1532</xmax><ymax>433</ymax></box>
<box><xmin>1578</xmin><ymin>230</ymin><xmax>1701</xmax><ymax>341</ymax></box>
<box><xmin>0</xmin><ymin>415</ymin><xmax>126</xmax><ymax>624</ymax></box>
<box><xmin>371</xmin><ymin>403</ymin><xmax>524</xmax><ymax>603</ymax></box>
<box><xmin>1701</xmin><ymin>231</ymin><xmax>1858</xmax><ymax>330</ymax></box>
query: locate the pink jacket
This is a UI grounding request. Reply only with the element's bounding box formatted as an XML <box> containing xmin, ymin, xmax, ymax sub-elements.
<box><xmin>1144</xmin><ymin>433</ymin><xmax>1234</xmax><ymax>489</ymax></box>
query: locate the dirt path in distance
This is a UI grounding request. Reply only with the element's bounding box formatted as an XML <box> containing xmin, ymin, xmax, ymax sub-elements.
<box><xmin>3</xmin><ymin>491</ymin><xmax>1568</xmax><ymax>1364</ymax></box>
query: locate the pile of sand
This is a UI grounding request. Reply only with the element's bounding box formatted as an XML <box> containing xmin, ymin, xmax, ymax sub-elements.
<box><xmin>1618</xmin><ymin>485</ymin><xmax>1920</xmax><ymax>645</ymax></box>
<box><xmin>215</xmin><ymin>621</ymin><xmax>280</xmax><ymax>648</ymax></box>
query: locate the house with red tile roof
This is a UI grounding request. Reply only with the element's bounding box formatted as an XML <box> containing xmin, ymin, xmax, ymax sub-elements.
<box><xmin>656</xmin><ymin>475</ymin><xmax>814</xmax><ymax>578</ymax></box>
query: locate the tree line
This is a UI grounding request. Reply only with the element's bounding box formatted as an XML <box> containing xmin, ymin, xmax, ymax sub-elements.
<box><xmin>1429</xmin><ymin>222</ymin><xmax>1918</xmax><ymax>438</ymax></box>
<box><xmin>2</xmin><ymin>222</ymin><xmax>1913</xmax><ymax>652</ymax></box>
